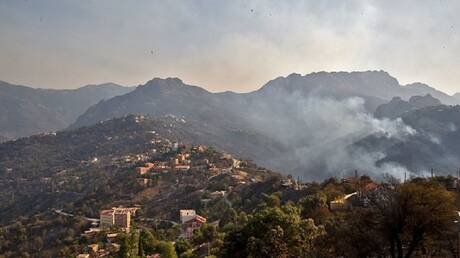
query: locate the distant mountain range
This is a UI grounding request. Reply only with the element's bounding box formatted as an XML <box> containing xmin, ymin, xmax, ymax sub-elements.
<box><xmin>72</xmin><ymin>71</ymin><xmax>460</xmax><ymax>128</ymax></box>
<box><xmin>0</xmin><ymin>80</ymin><xmax>133</xmax><ymax>140</ymax></box>
<box><xmin>2</xmin><ymin>71</ymin><xmax>460</xmax><ymax>179</ymax></box>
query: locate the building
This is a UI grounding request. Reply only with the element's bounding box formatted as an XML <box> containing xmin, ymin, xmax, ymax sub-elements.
<box><xmin>87</xmin><ymin>244</ymin><xmax>99</xmax><ymax>253</ymax></box>
<box><xmin>180</xmin><ymin>210</ymin><xmax>196</xmax><ymax>223</ymax></box>
<box><xmin>174</xmin><ymin>165</ymin><xmax>190</xmax><ymax>171</ymax></box>
<box><xmin>100</xmin><ymin>210</ymin><xmax>115</xmax><ymax>230</ymax></box>
<box><xmin>179</xmin><ymin>209</ymin><xmax>207</xmax><ymax>238</ymax></box>
<box><xmin>114</xmin><ymin>210</ymin><xmax>131</xmax><ymax>229</ymax></box>
<box><xmin>182</xmin><ymin>215</ymin><xmax>207</xmax><ymax>239</ymax></box>
<box><xmin>100</xmin><ymin>207</ymin><xmax>138</xmax><ymax>231</ymax></box>
<box><xmin>76</xmin><ymin>254</ymin><xmax>90</xmax><ymax>258</ymax></box>
<box><xmin>330</xmin><ymin>192</ymin><xmax>359</xmax><ymax>211</ymax></box>
<box><xmin>136</xmin><ymin>162</ymin><xmax>155</xmax><ymax>175</ymax></box>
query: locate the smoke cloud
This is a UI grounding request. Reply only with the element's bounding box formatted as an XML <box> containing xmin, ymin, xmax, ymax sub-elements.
<box><xmin>241</xmin><ymin>91</ymin><xmax>416</xmax><ymax>180</ymax></box>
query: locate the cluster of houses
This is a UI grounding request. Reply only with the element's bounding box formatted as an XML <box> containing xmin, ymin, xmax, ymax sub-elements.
<box><xmin>136</xmin><ymin>150</ymin><xmax>193</xmax><ymax>176</ymax></box>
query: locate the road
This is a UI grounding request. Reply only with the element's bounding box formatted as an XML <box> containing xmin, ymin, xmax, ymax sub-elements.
<box><xmin>53</xmin><ymin>209</ymin><xmax>99</xmax><ymax>222</ymax></box>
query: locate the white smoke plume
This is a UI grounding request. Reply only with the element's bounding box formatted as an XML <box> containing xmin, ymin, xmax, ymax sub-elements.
<box><xmin>242</xmin><ymin>91</ymin><xmax>417</xmax><ymax>180</ymax></box>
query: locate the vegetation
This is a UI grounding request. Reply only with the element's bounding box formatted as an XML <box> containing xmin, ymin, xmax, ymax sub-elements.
<box><xmin>1</xmin><ymin>116</ymin><xmax>460</xmax><ymax>257</ymax></box>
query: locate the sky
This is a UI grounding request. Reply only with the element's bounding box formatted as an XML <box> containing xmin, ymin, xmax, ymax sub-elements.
<box><xmin>0</xmin><ymin>0</ymin><xmax>459</xmax><ymax>94</ymax></box>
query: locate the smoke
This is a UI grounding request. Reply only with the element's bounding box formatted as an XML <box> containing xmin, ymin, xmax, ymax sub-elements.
<box><xmin>242</xmin><ymin>91</ymin><xmax>416</xmax><ymax>180</ymax></box>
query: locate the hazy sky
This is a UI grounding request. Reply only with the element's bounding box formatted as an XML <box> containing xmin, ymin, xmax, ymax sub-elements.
<box><xmin>1</xmin><ymin>0</ymin><xmax>459</xmax><ymax>94</ymax></box>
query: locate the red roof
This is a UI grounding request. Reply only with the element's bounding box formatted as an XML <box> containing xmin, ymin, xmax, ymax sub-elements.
<box><xmin>184</xmin><ymin>215</ymin><xmax>207</xmax><ymax>224</ymax></box>
<box><xmin>100</xmin><ymin>210</ymin><xmax>114</xmax><ymax>215</ymax></box>
<box><xmin>363</xmin><ymin>182</ymin><xmax>379</xmax><ymax>192</ymax></box>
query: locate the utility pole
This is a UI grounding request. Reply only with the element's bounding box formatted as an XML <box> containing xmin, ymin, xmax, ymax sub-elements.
<box><xmin>431</xmin><ymin>168</ymin><xmax>434</xmax><ymax>178</ymax></box>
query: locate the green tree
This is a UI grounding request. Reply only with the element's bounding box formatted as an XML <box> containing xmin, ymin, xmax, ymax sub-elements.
<box><xmin>156</xmin><ymin>241</ymin><xmax>177</xmax><ymax>258</ymax></box>
<box><xmin>261</xmin><ymin>192</ymin><xmax>281</xmax><ymax>208</ymax></box>
<box><xmin>298</xmin><ymin>192</ymin><xmax>327</xmax><ymax>218</ymax></box>
<box><xmin>175</xmin><ymin>238</ymin><xmax>192</xmax><ymax>256</ymax></box>
<box><xmin>118</xmin><ymin>231</ymin><xmax>139</xmax><ymax>258</ymax></box>
<box><xmin>139</xmin><ymin>229</ymin><xmax>156</xmax><ymax>255</ymax></box>
<box><xmin>222</xmin><ymin>204</ymin><xmax>324</xmax><ymax>258</ymax></box>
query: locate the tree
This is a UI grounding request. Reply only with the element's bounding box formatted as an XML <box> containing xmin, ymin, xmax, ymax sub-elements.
<box><xmin>299</xmin><ymin>192</ymin><xmax>327</xmax><ymax>218</ymax></box>
<box><xmin>139</xmin><ymin>229</ymin><xmax>157</xmax><ymax>255</ymax></box>
<box><xmin>118</xmin><ymin>231</ymin><xmax>139</xmax><ymax>258</ymax></box>
<box><xmin>369</xmin><ymin>180</ymin><xmax>457</xmax><ymax>258</ymax></box>
<box><xmin>175</xmin><ymin>238</ymin><xmax>192</xmax><ymax>256</ymax></box>
<box><xmin>156</xmin><ymin>241</ymin><xmax>177</xmax><ymax>258</ymax></box>
<box><xmin>261</xmin><ymin>192</ymin><xmax>281</xmax><ymax>208</ymax></box>
<box><xmin>222</xmin><ymin>204</ymin><xmax>324</xmax><ymax>258</ymax></box>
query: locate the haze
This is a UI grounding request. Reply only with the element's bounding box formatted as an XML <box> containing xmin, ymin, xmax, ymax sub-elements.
<box><xmin>1</xmin><ymin>0</ymin><xmax>459</xmax><ymax>94</ymax></box>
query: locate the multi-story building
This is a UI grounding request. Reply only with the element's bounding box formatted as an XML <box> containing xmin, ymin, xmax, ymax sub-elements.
<box><xmin>100</xmin><ymin>207</ymin><xmax>138</xmax><ymax>231</ymax></box>
<box><xmin>100</xmin><ymin>210</ymin><xmax>115</xmax><ymax>230</ymax></box>
<box><xmin>114</xmin><ymin>210</ymin><xmax>131</xmax><ymax>229</ymax></box>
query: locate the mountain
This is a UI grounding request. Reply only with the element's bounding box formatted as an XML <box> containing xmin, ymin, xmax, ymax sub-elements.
<box><xmin>357</xmin><ymin>105</ymin><xmax>460</xmax><ymax>174</ymax></box>
<box><xmin>402</xmin><ymin>82</ymin><xmax>459</xmax><ymax>105</ymax></box>
<box><xmin>253</xmin><ymin>71</ymin><xmax>459</xmax><ymax>106</ymax></box>
<box><xmin>0</xmin><ymin>80</ymin><xmax>133</xmax><ymax>139</ymax></box>
<box><xmin>70</xmin><ymin>71</ymin><xmax>460</xmax><ymax>179</ymax></box>
<box><xmin>374</xmin><ymin>94</ymin><xmax>442</xmax><ymax>119</ymax></box>
<box><xmin>73</xmin><ymin>71</ymin><xmax>459</xmax><ymax>129</ymax></box>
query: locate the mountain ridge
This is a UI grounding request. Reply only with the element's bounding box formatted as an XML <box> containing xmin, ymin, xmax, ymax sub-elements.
<box><xmin>0</xmin><ymin>80</ymin><xmax>133</xmax><ymax>139</ymax></box>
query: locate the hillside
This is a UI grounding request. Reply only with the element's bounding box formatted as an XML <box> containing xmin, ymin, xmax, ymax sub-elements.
<box><xmin>357</xmin><ymin>105</ymin><xmax>460</xmax><ymax>174</ymax></box>
<box><xmin>1</xmin><ymin>116</ymin><xmax>458</xmax><ymax>257</ymax></box>
<box><xmin>69</xmin><ymin>71</ymin><xmax>460</xmax><ymax>180</ymax></box>
<box><xmin>0</xmin><ymin>115</ymin><xmax>302</xmax><ymax>257</ymax></box>
<box><xmin>0</xmin><ymin>115</ymin><xmax>288</xmax><ymax>224</ymax></box>
<box><xmin>0</xmin><ymin>80</ymin><xmax>132</xmax><ymax>139</ymax></box>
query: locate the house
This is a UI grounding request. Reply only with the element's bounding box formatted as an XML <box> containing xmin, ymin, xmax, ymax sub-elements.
<box><xmin>174</xmin><ymin>165</ymin><xmax>190</xmax><ymax>171</ymax></box>
<box><xmin>76</xmin><ymin>254</ymin><xmax>90</xmax><ymax>258</ymax></box>
<box><xmin>210</xmin><ymin>191</ymin><xmax>226</xmax><ymax>199</ymax></box>
<box><xmin>192</xmin><ymin>145</ymin><xmax>207</xmax><ymax>153</ymax></box>
<box><xmin>363</xmin><ymin>182</ymin><xmax>379</xmax><ymax>192</ymax></box>
<box><xmin>330</xmin><ymin>192</ymin><xmax>359</xmax><ymax>211</ymax></box>
<box><xmin>180</xmin><ymin>210</ymin><xmax>196</xmax><ymax>223</ymax></box>
<box><xmin>87</xmin><ymin>244</ymin><xmax>99</xmax><ymax>253</ymax></box>
<box><xmin>182</xmin><ymin>215</ymin><xmax>207</xmax><ymax>239</ymax></box>
<box><xmin>136</xmin><ymin>162</ymin><xmax>155</xmax><ymax>175</ymax></box>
